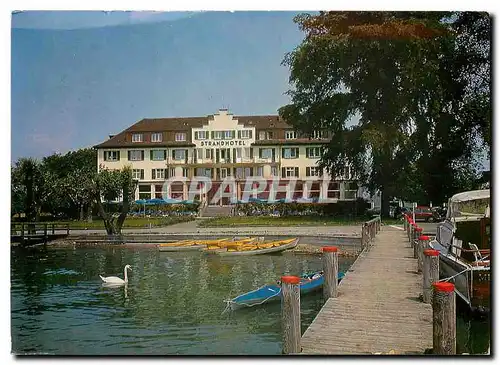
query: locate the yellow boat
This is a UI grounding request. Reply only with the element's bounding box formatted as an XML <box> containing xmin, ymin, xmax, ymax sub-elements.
<box><xmin>158</xmin><ymin>238</ymin><xmax>230</xmax><ymax>252</ymax></box>
<box><xmin>215</xmin><ymin>238</ymin><xmax>299</xmax><ymax>256</ymax></box>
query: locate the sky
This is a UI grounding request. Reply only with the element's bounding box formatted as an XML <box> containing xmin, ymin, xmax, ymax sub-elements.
<box><xmin>11</xmin><ymin>11</ymin><xmax>304</xmax><ymax>161</ymax></box>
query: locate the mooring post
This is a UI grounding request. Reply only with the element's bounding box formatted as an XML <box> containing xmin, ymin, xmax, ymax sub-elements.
<box><xmin>403</xmin><ymin>215</ymin><xmax>407</xmax><ymax>231</ymax></box>
<box><xmin>281</xmin><ymin>275</ymin><xmax>301</xmax><ymax>354</ymax></box>
<box><xmin>322</xmin><ymin>246</ymin><xmax>339</xmax><ymax>300</ymax></box>
<box><xmin>413</xmin><ymin>227</ymin><xmax>422</xmax><ymax>258</ymax></box>
<box><xmin>423</xmin><ymin>249</ymin><xmax>440</xmax><ymax>304</ymax></box>
<box><xmin>432</xmin><ymin>282</ymin><xmax>456</xmax><ymax>355</ymax></box>
<box><xmin>417</xmin><ymin>235</ymin><xmax>430</xmax><ymax>273</ymax></box>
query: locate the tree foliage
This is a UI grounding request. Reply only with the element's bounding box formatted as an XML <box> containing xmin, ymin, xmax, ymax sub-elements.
<box><xmin>280</xmin><ymin>11</ymin><xmax>490</xmax><ymax>215</ymax></box>
<box><xmin>11</xmin><ymin>148</ymin><xmax>137</xmax><ymax>236</ymax></box>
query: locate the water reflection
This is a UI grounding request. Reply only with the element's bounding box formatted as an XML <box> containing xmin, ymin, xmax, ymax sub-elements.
<box><xmin>10</xmin><ymin>245</ymin><xmax>489</xmax><ymax>355</ymax></box>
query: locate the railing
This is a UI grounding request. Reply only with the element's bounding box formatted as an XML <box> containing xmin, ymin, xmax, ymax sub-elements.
<box><xmin>11</xmin><ymin>222</ymin><xmax>70</xmax><ymax>238</ymax></box>
<box><xmin>360</xmin><ymin>216</ymin><xmax>381</xmax><ymax>250</ymax></box>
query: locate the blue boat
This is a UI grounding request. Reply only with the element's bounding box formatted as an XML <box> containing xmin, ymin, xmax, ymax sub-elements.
<box><xmin>225</xmin><ymin>271</ymin><xmax>345</xmax><ymax>311</ymax></box>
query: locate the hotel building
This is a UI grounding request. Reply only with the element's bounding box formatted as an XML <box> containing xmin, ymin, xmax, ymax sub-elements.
<box><xmin>95</xmin><ymin>109</ymin><xmax>358</xmax><ymax>205</ymax></box>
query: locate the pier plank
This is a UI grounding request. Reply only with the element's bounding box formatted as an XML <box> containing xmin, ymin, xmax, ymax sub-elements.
<box><xmin>301</xmin><ymin>226</ymin><xmax>432</xmax><ymax>354</ymax></box>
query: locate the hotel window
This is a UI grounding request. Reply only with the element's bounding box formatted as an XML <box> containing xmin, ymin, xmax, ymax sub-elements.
<box><xmin>258</xmin><ymin>131</ymin><xmax>273</xmax><ymax>140</ymax></box>
<box><xmin>151</xmin><ymin>132</ymin><xmax>163</xmax><ymax>142</ymax></box>
<box><xmin>132</xmin><ymin>169</ymin><xmax>144</xmax><ymax>180</ymax></box>
<box><xmin>213</xmin><ymin>131</ymin><xmax>223</xmax><ymax>140</ymax></box>
<box><xmin>223</xmin><ymin>130</ymin><xmax>234</xmax><ymax>139</ymax></box>
<box><xmin>205</xmin><ymin>149</ymin><xmax>212</xmax><ymax>159</ymax></box>
<box><xmin>271</xmin><ymin>166</ymin><xmax>278</xmax><ymax>176</ymax></box>
<box><xmin>313</xmin><ymin>130</ymin><xmax>324</xmax><ymax>139</ymax></box>
<box><xmin>196</xmin><ymin>148</ymin><xmax>203</xmax><ymax>161</ymax></box>
<box><xmin>255</xmin><ymin>166</ymin><xmax>264</xmax><ymax>177</ymax></box>
<box><xmin>132</xmin><ymin>133</ymin><xmax>143</xmax><ymax>143</ymax></box>
<box><xmin>282</xmin><ymin>167</ymin><xmax>299</xmax><ymax>178</ymax></box>
<box><xmin>195</xmin><ymin>131</ymin><xmax>207</xmax><ymax>140</ymax></box>
<box><xmin>183</xmin><ymin>168</ymin><xmax>189</xmax><ymax>178</ymax></box>
<box><xmin>138</xmin><ymin>184</ymin><xmax>151</xmax><ymax>199</ymax></box>
<box><xmin>175</xmin><ymin>132</ymin><xmax>186</xmax><ymax>141</ymax></box>
<box><xmin>128</xmin><ymin>150</ymin><xmax>144</xmax><ymax>161</ymax></box>
<box><xmin>238</xmin><ymin>130</ymin><xmax>252</xmax><ymax>139</ymax></box>
<box><xmin>104</xmin><ymin>151</ymin><xmax>120</xmax><ymax>161</ymax></box>
<box><xmin>282</xmin><ymin>148</ymin><xmax>299</xmax><ymax>159</ymax></box>
<box><xmin>169</xmin><ymin>167</ymin><xmax>176</xmax><ymax>178</ymax></box>
<box><xmin>152</xmin><ymin>168</ymin><xmax>166</xmax><ymax>180</ymax></box>
<box><xmin>306</xmin><ymin>147</ymin><xmax>321</xmax><ymax>159</ymax></box>
<box><xmin>285</xmin><ymin>130</ymin><xmax>297</xmax><ymax>140</ymax></box>
<box><xmin>172</xmin><ymin>149</ymin><xmax>186</xmax><ymax>160</ymax></box>
<box><xmin>259</xmin><ymin>148</ymin><xmax>272</xmax><ymax>159</ymax></box>
<box><xmin>306</xmin><ymin>166</ymin><xmax>323</xmax><ymax>177</ymax></box>
<box><xmin>150</xmin><ymin>150</ymin><xmax>166</xmax><ymax>161</ymax></box>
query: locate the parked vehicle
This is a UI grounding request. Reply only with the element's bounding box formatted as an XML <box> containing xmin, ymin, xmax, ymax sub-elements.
<box><xmin>429</xmin><ymin>189</ymin><xmax>490</xmax><ymax>315</ymax></box>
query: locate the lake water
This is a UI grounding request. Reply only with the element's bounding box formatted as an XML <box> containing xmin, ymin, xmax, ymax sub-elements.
<box><xmin>11</xmin><ymin>245</ymin><xmax>490</xmax><ymax>355</ymax></box>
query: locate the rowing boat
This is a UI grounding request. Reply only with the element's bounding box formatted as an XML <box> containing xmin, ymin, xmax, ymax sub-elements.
<box><xmin>214</xmin><ymin>238</ymin><xmax>299</xmax><ymax>256</ymax></box>
<box><xmin>225</xmin><ymin>271</ymin><xmax>345</xmax><ymax>310</ymax></box>
<box><xmin>158</xmin><ymin>238</ymin><xmax>230</xmax><ymax>252</ymax></box>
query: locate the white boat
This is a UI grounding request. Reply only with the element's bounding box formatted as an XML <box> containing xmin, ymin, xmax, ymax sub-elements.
<box><xmin>429</xmin><ymin>189</ymin><xmax>490</xmax><ymax>315</ymax></box>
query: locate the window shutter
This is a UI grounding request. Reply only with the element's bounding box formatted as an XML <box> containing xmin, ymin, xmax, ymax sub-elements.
<box><xmin>232</xmin><ymin>130</ymin><xmax>236</xmax><ymax>138</ymax></box>
<box><xmin>249</xmin><ymin>148</ymin><xmax>253</xmax><ymax>159</ymax></box>
<box><xmin>282</xmin><ymin>149</ymin><xmax>285</xmax><ymax>158</ymax></box>
<box><xmin>306</xmin><ymin>167</ymin><xmax>310</xmax><ymax>177</ymax></box>
<box><xmin>259</xmin><ymin>149</ymin><xmax>262</xmax><ymax>158</ymax></box>
<box><xmin>295</xmin><ymin>148</ymin><xmax>299</xmax><ymax>158</ymax></box>
<box><xmin>150</xmin><ymin>150</ymin><xmax>153</xmax><ymax>160</ymax></box>
<box><xmin>163</xmin><ymin>150</ymin><xmax>166</xmax><ymax>160</ymax></box>
<box><xmin>295</xmin><ymin>167</ymin><xmax>299</xmax><ymax>177</ymax></box>
<box><xmin>117</xmin><ymin>151</ymin><xmax>121</xmax><ymax>160</ymax></box>
<box><xmin>238</xmin><ymin>130</ymin><xmax>241</xmax><ymax>139</ymax></box>
<box><xmin>164</xmin><ymin>169</ymin><xmax>167</xmax><ymax>178</ymax></box>
<box><xmin>152</xmin><ymin>169</ymin><xmax>155</xmax><ymax>179</ymax></box>
<box><xmin>141</xmin><ymin>151</ymin><xmax>145</xmax><ymax>160</ymax></box>
<box><xmin>172</xmin><ymin>150</ymin><xmax>176</xmax><ymax>159</ymax></box>
<box><xmin>128</xmin><ymin>151</ymin><xmax>131</xmax><ymax>161</ymax></box>
<box><xmin>306</xmin><ymin>148</ymin><xmax>310</xmax><ymax>158</ymax></box>
<box><xmin>281</xmin><ymin>167</ymin><xmax>286</xmax><ymax>178</ymax></box>
<box><xmin>211</xmin><ymin>131</ymin><xmax>215</xmax><ymax>139</ymax></box>
<box><xmin>140</xmin><ymin>170</ymin><xmax>144</xmax><ymax>180</ymax></box>
<box><xmin>249</xmin><ymin>130</ymin><xmax>253</xmax><ymax>139</ymax></box>
<box><xmin>185</xmin><ymin>149</ymin><xmax>188</xmax><ymax>162</ymax></box>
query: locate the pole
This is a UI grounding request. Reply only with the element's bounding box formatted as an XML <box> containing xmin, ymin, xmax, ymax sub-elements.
<box><xmin>432</xmin><ymin>282</ymin><xmax>456</xmax><ymax>355</ymax></box>
<box><xmin>322</xmin><ymin>247</ymin><xmax>339</xmax><ymax>300</ymax></box>
<box><xmin>417</xmin><ymin>235</ymin><xmax>430</xmax><ymax>273</ymax></box>
<box><xmin>281</xmin><ymin>276</ymin><xmax>301</xmax><ymax>354</ymax></box>
<box><xmin>423</xmin><ymin>249</ymin><xmax>439</xmax><ymax>304</ymax></box>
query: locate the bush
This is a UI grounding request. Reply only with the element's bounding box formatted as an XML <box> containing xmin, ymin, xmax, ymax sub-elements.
<box><xmin>234</xmin><ymin>198</ymin><xmax>370</xmax><ymax>218</ymax></box>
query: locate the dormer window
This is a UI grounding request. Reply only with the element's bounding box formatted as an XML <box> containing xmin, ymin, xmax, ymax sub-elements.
<box><xmin>285</xmin><ymin>130</ymin><xmax>297</xmax><ymax>140</ymax></box>
<box><xmin>151</xmin><ymin>132</ymin><xmax>163</xmax><ymax>142</ymax></box>
<box><xmin>175</xmin><ymin>133</ymin><xmax>186</xmax><ymax>142</ymax></box>
<box><xmin>132</xmin><ymin>133</ymin><xmax>143</xmax><ymax>143</ymax></box>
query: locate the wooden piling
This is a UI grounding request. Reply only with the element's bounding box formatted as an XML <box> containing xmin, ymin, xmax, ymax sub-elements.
<box><xmin>413</xmin><ymin>227</ymin><xmax>422</xmax><ymax>259</ymax></box>
<box><xmin>281</xmin><ymin>275</ymin><xmax>301</xmax><ymax>354</ymax></box>
<box><xmin>432</xmin><ymin>282</ymin><xmax>456</xmax><ymax>355</ymax></box>
<box><xmin>322</xmin><ymin>246</ymin><xmax>339</xmax><ymax>300</ymax></box>
<box><xmin>423</xmin><ymin>249</ymin><xmax>440</xmax><ymax>304</ymax></box>
<box><xmin>417</xmin><ymin>235</ymin><xmax>430</xmax><ymax>273</ymax></box>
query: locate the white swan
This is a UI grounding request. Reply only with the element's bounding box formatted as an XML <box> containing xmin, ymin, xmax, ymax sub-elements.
<box><xmin>99</xmin><ymin>264</ymin><xmax>132</xmax><ymax>284</ymax></box>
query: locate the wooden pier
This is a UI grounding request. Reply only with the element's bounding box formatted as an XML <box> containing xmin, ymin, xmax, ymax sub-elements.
<box><xmin>300</xmin><ymin>226</ymin><xmax>433</xmax><ymax>354</ymax></box>
<box><xmin>11</xmin><ymin>222</ymin><xmax>70</xmax><ymax>246</ymax></box>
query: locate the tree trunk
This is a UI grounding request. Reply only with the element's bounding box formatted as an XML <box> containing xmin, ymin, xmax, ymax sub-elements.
<box><xmin>86</xmin><ymin>204</ymin><xmax>93</xmax><ymax>222</ymax></box>
<box><xmin>379</xmin><ymin>186</ymin><xmax>391</xmax><ymax>218</ymax></box>
<box><xmin>79</xmin><ymin>202</ymin><xmax>85</xmax><ymax>221</ymax></box>
<box><xmin>95</xmin><ymin>198</ymin><xmax>115</xmax><ymax>235</ymax></box>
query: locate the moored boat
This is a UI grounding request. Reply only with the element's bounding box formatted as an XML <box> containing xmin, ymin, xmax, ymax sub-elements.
<box><xmin>158</xmin><ymin>238</ymin><xmax>231</xmax><ymax>252</ymax></box>
<box><xmin>214</xmin><ymin>238</ymin><xmax>299</xmax><ymax>256</ymax></box>
<box><xmin>429</xmin><ymin>189</ymin><xmax>490</xmax><ymax>315</ymax></box>
<box><xmin>225</xmin><ymin>271</ymin><xmax>345</xmax><ymax>310</ymax></box>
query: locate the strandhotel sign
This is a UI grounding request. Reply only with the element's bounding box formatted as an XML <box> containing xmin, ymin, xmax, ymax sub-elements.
<box><xmin>200</xmin><ymin>139</ymin><xmax>248</xmax><ymax>147</ymax></box>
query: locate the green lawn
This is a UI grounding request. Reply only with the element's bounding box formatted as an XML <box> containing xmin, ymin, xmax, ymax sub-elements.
<box><xmin>198</xmin><ymin>216</ymin><xmax>367</xmax><ymax>228</ymax></box>
<box><xmin>63</xmin><ymin>216</ymin><xmax>194</xmax><ymax>230</ymax></box>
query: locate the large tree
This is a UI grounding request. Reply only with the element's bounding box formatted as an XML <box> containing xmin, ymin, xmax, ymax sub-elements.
<box><xmin>280</xmin><ymin>12</ymin><xmax>490</xmax><ymax>216</ymax></box>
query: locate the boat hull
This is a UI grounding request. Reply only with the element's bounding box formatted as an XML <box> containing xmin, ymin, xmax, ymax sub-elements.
<box><xmin>228</xmin><ymin>272</ymin><xmax>344</xmax><ymax>310</ymax></box>
<box><xmin>216</xmin><ymin>238</ymin><xmax>299</xmax><ymax>256</ymax></box>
